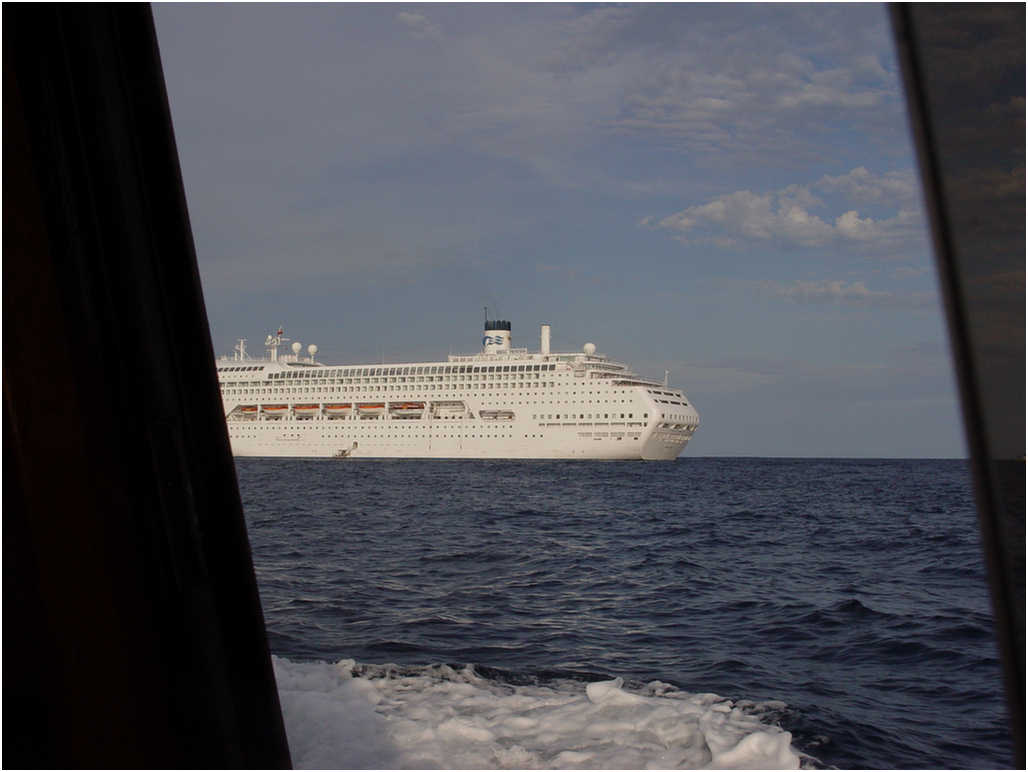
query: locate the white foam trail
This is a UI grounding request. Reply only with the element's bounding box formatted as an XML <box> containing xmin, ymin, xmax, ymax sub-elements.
<box><xmin>273</xmin><ymin>657</ymin><xmax>801</xmax><ymax>769</ymax></box>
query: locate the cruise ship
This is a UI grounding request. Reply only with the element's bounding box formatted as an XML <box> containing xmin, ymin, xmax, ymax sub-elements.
<box><xmin>217</xmin><ymin>319</ymin><xmax>699</xmax><ymax>460</ymax></box>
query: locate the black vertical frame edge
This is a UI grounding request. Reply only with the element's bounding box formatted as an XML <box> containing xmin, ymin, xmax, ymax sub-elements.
<box><xmin>889</xmin><ymin>5</ymin><xmax>1024</xmax><ymax>767</ymax></box>
<box><xmin>4</xmin><ymin>4</ymin><xmax>292</xmax><ymax>767</ymax></box>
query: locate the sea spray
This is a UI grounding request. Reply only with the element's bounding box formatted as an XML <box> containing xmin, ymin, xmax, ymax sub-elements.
<box><xmin>273</xmin><ymin>658</ymin><xmax>802</xmax><ymax>769</ymax></box>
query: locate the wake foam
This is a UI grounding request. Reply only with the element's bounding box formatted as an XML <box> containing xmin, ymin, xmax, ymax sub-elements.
<box><xmin>273</xmin><ymin>657</ymin><xmax>802</xmax><ymax>769</ymax></box>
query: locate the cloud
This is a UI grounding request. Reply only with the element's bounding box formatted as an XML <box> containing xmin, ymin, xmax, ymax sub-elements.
<box><xmin>576</xmin><ymin>7</ymin><xmax>906</xmax><ymax>162</ymax></box>
<box><xmin>153</xmin><ymin>5</ymin><xmax>924</xmax><ymax>294</ymax></box>
<box><xmin>657</xmin><ymin>189</ymin><xmax>835</xmax><ymax>246</ymax></box>
<box><xmin>758</xmin><ymin>279</ymin><xmax>937</xmax><ymax>309</ymax></box>
<box><xmin>816</xmin><ymin>166</ymin><xmax>920</xmax><ymax>205</ymax></box>
<box><xmin>682</xmin><ymin>349</ymin><xmax>955</xmax><ymax>402</ymax></box>
<box><xmin>396</xmin><ymin>11</ymin><xmax>442</xmax><ymax>40</ymax></box>
<box><xmin>651</xmin><ymin>168</ymin><xmax>925</xmax><ymax>251</ymax></box>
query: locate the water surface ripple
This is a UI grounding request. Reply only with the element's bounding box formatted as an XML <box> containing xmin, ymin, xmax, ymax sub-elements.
<box><xmin>239</xmin><ymin>457</ymin><xmax>1011</xmax><ymax>769</ymax></box>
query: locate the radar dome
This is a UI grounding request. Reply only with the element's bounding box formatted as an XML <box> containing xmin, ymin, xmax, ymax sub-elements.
<box><xmin>291</xmin><ymin>341</ymin><xmax>302</xmax><ymax>354</ymax></box>
<box><xmin>583</xmin><ymin>342</ymin><xmax>596</xmax><ymax>355</ymax></box>
<box><xmin>308</xmin><ymin>344</ymin><xmax>318</xmax><ymax>356</ymax></box>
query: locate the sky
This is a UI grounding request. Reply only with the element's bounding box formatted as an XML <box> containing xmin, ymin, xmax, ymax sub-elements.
<box><xmin>153</xmin><ymin>3</ymin><xmax>968</xmax><ymax>458</ymax></box>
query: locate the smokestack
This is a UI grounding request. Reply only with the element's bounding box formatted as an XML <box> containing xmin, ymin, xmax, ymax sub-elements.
<box><xmin>483</xmin><ymin>319</ymin><xmax>512</xmax><ymax>353</ymax></box>
<box><xmin>541</xmin><ymin>324</ymin><xmax>551</xmax><ymax>356</ymax></box>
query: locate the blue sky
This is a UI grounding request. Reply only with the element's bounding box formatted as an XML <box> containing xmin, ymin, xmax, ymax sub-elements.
<box><xmin>153</xmin><ymin>3</ymin><xmax>966</xmax><ymax>457</ymax></box>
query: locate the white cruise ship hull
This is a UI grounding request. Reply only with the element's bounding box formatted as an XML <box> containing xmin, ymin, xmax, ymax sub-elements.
<box><xmin>225</xmin><ymin>417</ymin><xmax>691</xmax><ymax>460</ymax></box>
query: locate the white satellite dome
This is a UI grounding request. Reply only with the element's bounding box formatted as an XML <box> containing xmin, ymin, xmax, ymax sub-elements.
<box><xmin>583</xmin><ymin>342</ymin><xmax>596</xmax><ymax>355</ymax></box>
<box><xmin>291</xmin><ymin>341</ymin><xmax>302</xmax><ymax>354</ymax></box>
<box><xmin>308</xmin><ymin>344</ymin><xmax>318</xmax><ymax>356</ymax></box>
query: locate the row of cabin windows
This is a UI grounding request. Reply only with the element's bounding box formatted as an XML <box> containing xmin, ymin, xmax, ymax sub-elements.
<box><xmin>220</xmin><ymin>373</ymin><xmax>645</xmax><ymax>394</ymax></box>
<box><xmin>221</xmin><ymin>381</ymin><xmax>559</xmax><ymax>395</ymax></box>
<box><xmin>533</xmin><ymin>413</ymin><xmax>643</xmax><ymax>420</ymax></box>
<box><xmin>225</xmin><ymin>372</ymin><xmax>556</xmax><ymax>387</ymax></box>
<box><xmin>268</xmin><ymin>363</ymin><xmax>558</xmax><ymax>380</ymax></box>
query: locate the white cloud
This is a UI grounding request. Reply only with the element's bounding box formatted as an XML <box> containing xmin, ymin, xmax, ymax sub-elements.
<box><xmin>759</xmin><ymin>279</ymin><xmax>936</xmax><ymax>308</ymax></box>
<box><xmin>585</xmin><ymin>7</ymin><xmax>905</xmax><ymax>161</ymax></box>
<box><xmin>835</xmin><ymin>210</ymin><xmax>878</xmax><ymax>240</ymax></box>
<box><xmin>651</xmin><ymin>168</ymin><xmax>925</xmax><ymax>252</ymax></box>
<box><xmin>816</xmin><ymin>167</ymin><xmax>920</xmax><ymax>205</ymax></box>
<box><xmin>656</xmin><ymin>189</ymin><xmax>836</xmax><ymax>246</ymax></box>
<box><xmin>396</xmin><ymin>11</ymin><xmax>442</xmax><ymax>40</ymax></box>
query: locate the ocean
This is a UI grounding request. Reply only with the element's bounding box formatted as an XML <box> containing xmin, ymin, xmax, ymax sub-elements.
<box><xmin>237</xmin><ymin>457</ymin><xmax>1013</xmax><ymax>769</ymax></box>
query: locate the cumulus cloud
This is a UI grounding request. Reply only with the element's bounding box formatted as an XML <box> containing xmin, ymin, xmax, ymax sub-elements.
<box><xmin>759</xmin><ymin>279</ymin><xmax>937</xmax><ymax>309</ymax></box>
<box><xmin>651</xmin><ymin>168</ymin><xmax>925</xmax><ymax>251</ymax></box>
<box><xmin>657</xmin><ymin>189</ymin><xmax>835</xmax><ymax>246</ymax></box>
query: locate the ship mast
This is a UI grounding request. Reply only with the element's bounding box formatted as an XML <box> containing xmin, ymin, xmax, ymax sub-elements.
<box><xmin>264</xmin><ymin>326</ymin><xmax>288</xmax><ymax>362</ymax></box>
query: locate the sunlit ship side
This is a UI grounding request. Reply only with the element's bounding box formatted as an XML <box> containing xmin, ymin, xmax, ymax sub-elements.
<box><xmin>216</xmin><ymin>320</ymin><xmax>700</xmax><ymax>460</ymax></box>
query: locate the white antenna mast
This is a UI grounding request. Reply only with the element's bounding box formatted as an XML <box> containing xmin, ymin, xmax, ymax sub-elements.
<box><xmin>265</xmin><ymin>325</ymin><xmax>289</xmax><ymax>362</ymax></box>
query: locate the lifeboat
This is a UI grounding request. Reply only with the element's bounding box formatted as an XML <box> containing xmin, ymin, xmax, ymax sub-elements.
<box><xmin>294</xmin><ymin>404</ymin><xmax>321</xmax><ymax>417</ymax></box>
<box><xmin>431</xmin><ymin>400</ymin><xmax>467</xmax><ymax>418</ymax></box>
<box><xmin>357</xmin><ymin>403</ymin><xmax>385</xmax><ymax>413</ymax></box>
<box><xmin>240</xmin><ymin>405</ymin><xmax>258</xmax><ymax>415</ymax></box>
<box><xmin>324</xmin><ymin>403</ymin><xmax>352</xmax><ymax>417</ymax></box>
<box><xmin>480</xmin><ymin>409</ymin><xmax>515</xmax><ymax>421</ymax></box>
<box><xmin>390</xmin><ymin>401</ymin><xmax>425</xmax><ymax>411</ymax></box>
<box><xmin>261</xmin><ymin>404</ymin><xmax>289</xmax><ymax>417</ymax></box>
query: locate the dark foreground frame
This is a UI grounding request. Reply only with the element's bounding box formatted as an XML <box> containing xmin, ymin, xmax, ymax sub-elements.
<box><xmin>892</xmin><ymin>5</ymin><xmax>1025</xmax><ymax>766</ymax></box>
<box><xmin>4</xmin><ymin>6</ymin><xmax>290</xmax><ymax>767</ymax></box>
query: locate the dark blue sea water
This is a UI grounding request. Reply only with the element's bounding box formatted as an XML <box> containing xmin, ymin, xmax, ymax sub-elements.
<box><xmin>238</xmin><ymin>458</ymin><xmax>1013</xmax><ymax>769</ymax></box>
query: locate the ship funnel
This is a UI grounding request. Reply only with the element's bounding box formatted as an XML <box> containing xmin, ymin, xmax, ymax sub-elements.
<box><xmin>483</xmin><ymin>319</ymin><xmax>511</xmax><ymax>353</ymax></box>
<box><xmin>541</xmin><ymin>324</ymin><xmax>551</xmax><ymax>356</ymax></box>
